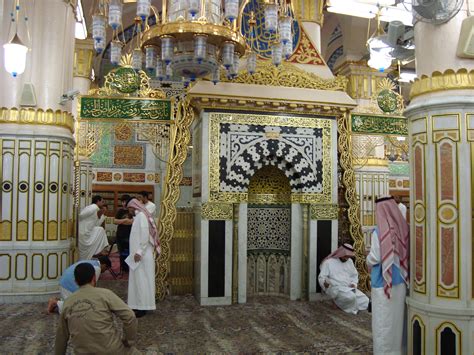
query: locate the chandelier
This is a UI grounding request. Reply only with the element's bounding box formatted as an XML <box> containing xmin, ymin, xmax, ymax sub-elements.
<box><xmin>91</xmin><ymin>0</ymin><xmax>296</xmax><ymax>84</ymax></box>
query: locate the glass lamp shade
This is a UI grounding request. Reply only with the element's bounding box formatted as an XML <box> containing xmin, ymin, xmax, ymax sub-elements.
<box><xmin>156</xmin><ymin>59</ymin><xmax>164</xmax><ymax>80</ymax></box>
<box><xmin>230</xmin><ymin>52</ymin><xmax>240</xmax><ymax>77</ymax></box>
<box><xmin>211</xmin><ymin>68</ymin><xmax>220</xmax><ymax>85</ymax></box>
<box><xmin>108</xmin><ymin>1</ymin><xmax>122</xmax><ymax>30</ymax></box>
<box><xmin>92</xmin><ymin>15</ymin><xmax>106</xmax><ymax>53</ymax></box>
<box><xmin>3</xmin><ymin>37</ymin><xmax>28</xmax><ymax>77</ymax></box>
<box><xmin>247</xmin><ymin>52</ymin><xmax>257</xmax><ymax>74</ymax></box>
<box><xmin>264</xmin><ymin>4</ymin><xmax>278</xmax><ymax>32</ymax></box>
<box><xmin>137</xmin><ymin>0</ymin><xmax>151</xmax><ymax>20</ymax></box>
<box><xmin>161</xmin><ymin>36</ymin><xmax>174</xmax><ymax>64</ymax></box>
<box><xmin>367</xmin><ymin>35</ymin><xmax>391</xmax><ymax>55</ymax></box>
<box><xmin>194</xmin><ymin>35</ymin><xmax>207</xmax><ymax>64</ymax></box>
<box><xmin>188</xmin><ymin>0</ymin><xmax>200</xmax><ymax>17</ymax></box>
<box><xmin>94</xmin><ymin>38</ymin><xmax>106</xmax><ymax>53</ymax></box>
<box><xmin>132</xmin><ymin>49</ymin><xmax>143</xmax><ymax>70</ymax></box>
<box><xmin>165</xmin><ymin>63</ymin><xmax>173</xmax><ymax>79</ymax></box>
<box><xmin>279</xmin><ymin>16</ymin><xmax>292</xmax><ymax>45</ymax></box>
<box><xmin>222</xmin><ymin>42</ymin><xmax>235</xmax><ymax>69</ymax></box>
<box><xmin>224</xmin><ymin>0</ymin><xmax>239</xmax><ymax>21</ymax></box>
<box><xmin>271</xmin><ymin>42</ymin><xmax>282</xmax><ymax>66</ymax></box>
<box><xmin>145</xmin><ymin>46</ymin><xmax>157</xmax><ymax>70</ymax></box>
<box><xmin>282</xmin><ymin>40</ymin><xmax>293</xmax><ymax>60</ymax></box>
<box><xmin>110</xmin><ymin>41</ymin><xmax>122</xmax><ymax>65</ymax></box>
<box><xmin>368</xmin><ymin>53</ymin><xmax>392</xmax><ymax>72</ymax></box>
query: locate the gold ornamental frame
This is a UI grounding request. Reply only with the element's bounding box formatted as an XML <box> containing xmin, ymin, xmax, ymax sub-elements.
<box><xmin>75</xmin><ymin>63</ymin><xmax>191</xmax><ymax>301</ymax></box>
<box><xmin>338</xmin><ymin>113</ymin><xmax>369</xmax><ymax>292</ymax></box>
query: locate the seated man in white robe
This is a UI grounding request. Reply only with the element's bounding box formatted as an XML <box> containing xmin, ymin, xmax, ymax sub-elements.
<box><xmin>318</xmin><ymin>243</ymin><xmax>369</xmax><ymax>315</ymax></box>
<box><xmin>78</xmin><ymin>195</ymin><xmax>109</xmax><ymax>260</ymax></box>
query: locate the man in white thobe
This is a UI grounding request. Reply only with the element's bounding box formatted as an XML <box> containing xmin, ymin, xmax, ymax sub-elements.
<box><xmin>319</xmin><ymin>243</ymin><xmax>369</xmax><ymax>315</ymax></box>
<box><xmin>367</xmin><ymin>196</ymin><xmax>409</xmax><ymax>355</ymax></box>
<box><xmin>78</xmin><ymin>195</ymin><xmax>109</xmax><ymax>260</ymax></box>
<box><xmin>126</xmin><ymin>198</ymin><xmax>158</xmax><ymax>318</ymax></box>
<box><xmin>138</xmin><ymin>191</ymin><xmax>156</xmax><ymax>217</ymax></box>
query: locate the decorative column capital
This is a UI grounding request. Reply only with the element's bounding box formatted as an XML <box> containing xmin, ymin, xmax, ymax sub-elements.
<box><xmin>74</xmin><ymin>39</ymin><xmax>94</xmax><ymax>79</ymax></box>
<box><xmin>410</xmin><ymin>68</ymin><xmax>474</xmax><ymax>100</ymax></box>
<box><xmin>335</xmin><ymin>61</ymin><xmax>394</xmax><ymax>100</ymax></box>
<box><xmin>0</xmin><ymin>107</ymin><xmax>74</xmax><ymax>133</ymax></box>
<box><xmin>292</xmin><ymin>0</ymin><xmax>324</xmax><ymax>26</ymax></box>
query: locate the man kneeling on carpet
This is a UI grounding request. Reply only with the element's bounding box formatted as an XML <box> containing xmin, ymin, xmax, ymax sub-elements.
<box><xmin>318</xmin><ymin>243</ymin><xmax>369</xmax><ymax>315</ymax></box>
<box><xmin>54</xmin><ymin>262</ymin><xmax>138</xmax><ymax>355</ymax></box>
<box><xmin>47</xmin><ymin>256</ymin><xmax>111</xmax><ymax>314</ymax></box>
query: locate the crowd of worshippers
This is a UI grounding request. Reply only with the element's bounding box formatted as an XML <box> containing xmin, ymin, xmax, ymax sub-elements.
<box><xmin>318</xmin><ymin>195</ymin><xmax>409</xmax><ymax>354</ymax></box>
<box><xmin>49</xmin><ymin>194</ymin><xmax>407</xmax><ymax>354</ymax></box>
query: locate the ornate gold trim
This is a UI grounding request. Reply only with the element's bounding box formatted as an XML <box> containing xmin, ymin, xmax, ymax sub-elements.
<box><xmin>338</xmin><ymin>113</ymin><xmax>369</xmax><ymax>292</ymax></box>
<box><xmin>410</xmin><ymin>68</ymin><xmax>474</xmax><ymax>99</ymax></box>
<box><xmin>248</xmin><ymin>193</ymin><xmax>292</xmax><ymax>204</ymax></box>
<box><xmin>353</xmin><ymin>157</ymin><xmax>389</xmax><ymax>167</ymax></box>
<box><xmin>310</xmin><ymin>204</ymin><xmax>338</xmax><ymax>220</ymax></box>
<box><xmin>156</xmin><ymin>99</ymin><xmax>194</xmax><ymax>301</ymax></box>
<box><xmin>0</xmin><ymin>107</ymin><xmax>74</xmax><ymax>133</ymax></box>
<box><xmin>224</xmin><ymin>61</ymin><xmax>348</xmax><ymax>91</ymax></box>
<box><xmin>201</xmin><ymin>202</ymin><xmax>234</xmax><ymax>220</ymax></box>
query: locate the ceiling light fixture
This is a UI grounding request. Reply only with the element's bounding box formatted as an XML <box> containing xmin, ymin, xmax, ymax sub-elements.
<box><xmin>91</xmin><ymin>0</ymin><xmax>298</xmax><ymax>85</ymax></box>
<box><xmin>3</xmin><ymin>0</ymin><xmax>30</xmax><ymax>77</ymax></box>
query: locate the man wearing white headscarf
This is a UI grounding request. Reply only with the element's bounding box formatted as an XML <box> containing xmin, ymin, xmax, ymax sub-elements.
<box><xmin>367</xmin><ymin>196</ymin><xmax>409</xmax><ymax>355</ymax></box>
<box><xmin>319</xmin><ymin>243</ymin><xmax>369</xmax><ymax>314</ymax></box>
<box><xmin>126</xmin><ymin>198</ymin><xmax>160</xmax><ymax>318</ymax></box>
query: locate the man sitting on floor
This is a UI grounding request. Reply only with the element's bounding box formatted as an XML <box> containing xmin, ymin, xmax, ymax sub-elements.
<box><xmin>47</xmin><ymin>256</ymin><xmax>111</xmax><ymax>314</ymax></box>
<box><xmin>54</xmin><ymin>263</ymin><xmax>138</xmax><ymax>355</ymax></box>
<box><xmin>318</xmin><ymin>243</ymin><xmax>369</xmax><ymax>315</ymax></box>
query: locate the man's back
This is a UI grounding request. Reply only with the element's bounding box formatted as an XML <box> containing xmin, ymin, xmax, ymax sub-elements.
<box><xmin>55</xmin><ymin>285</ymin><xmax>137</xmax><ymax>355</ymax></box>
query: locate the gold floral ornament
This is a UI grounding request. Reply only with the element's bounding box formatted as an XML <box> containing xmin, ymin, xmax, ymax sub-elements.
<box><xmin>225</xmin><ymin>60</ymin><xmax>347</xmax><ymax>91</ymax></box>
<box><xmin>88</xmin><ymin>54</ymin><xmax>166</xmax><ymax>99</ymax></box>
<box><xmin>288</xmin><ymin>29</ymin><xmax>324</xmax><ymax>65</ymax></box>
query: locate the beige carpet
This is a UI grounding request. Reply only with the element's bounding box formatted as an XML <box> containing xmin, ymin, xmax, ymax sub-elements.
<box><xmin>0</xmin><ymin>280</ymin><xmax>373</xmax><ymax>354</ymax></box>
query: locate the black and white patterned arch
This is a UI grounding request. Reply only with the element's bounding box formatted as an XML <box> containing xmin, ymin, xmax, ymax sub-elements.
<box><xmin>219</xmin><ymin>123</ymin><xmax>324</xmax><ymax>193</ymax></box>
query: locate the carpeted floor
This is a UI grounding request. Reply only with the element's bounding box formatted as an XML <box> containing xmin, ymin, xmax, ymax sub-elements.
<box><xmin>100</xmin><ymin>252</ymin><xmax>129</xmax><ymax>281</ymax></box>
<box><xmin>0</xmin><ymin>280</ymin><xmax>373</xmax><ymax>354</ymax></box>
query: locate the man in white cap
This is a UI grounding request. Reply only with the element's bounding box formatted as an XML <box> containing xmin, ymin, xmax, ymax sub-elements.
<box><xmin>318</xmin><ymin>243</ymin><xmax>369</xmax><ymax>314</ymax></box>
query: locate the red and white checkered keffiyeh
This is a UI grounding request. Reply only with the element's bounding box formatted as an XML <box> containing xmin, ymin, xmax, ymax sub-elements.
<box><xmin>127</xmin><ymin>198</ymin><xmax>161</xmax><ymax>256</ymax></box>
<box><xmin>375</xmin><ymin>197</ymin><xmax>409</xmax><ymax>298</ymax></box>
<box><xmin>322</xmin><ymin>243</ymin><xmax>355</xmax><ymax>263</ymax></box>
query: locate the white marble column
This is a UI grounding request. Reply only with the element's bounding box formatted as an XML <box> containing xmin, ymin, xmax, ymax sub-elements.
<box><xmin>405</xmin><ymin>3</ymin><xmax>474</xmax><ymax>354</ymax></box>
<box><xmin>237</xmin><ymin>203</ymin><xmax>248</xmax><ymax>304</ymax></box>
<box><xmin>290</xmin><ymin>203</ymin><xmax>303</xmax><ymax>300</ymax></box>
<box><xmin>0</xmin><ymin>0</ymin><xmax>76</xmax><ymax>302</ymax></box>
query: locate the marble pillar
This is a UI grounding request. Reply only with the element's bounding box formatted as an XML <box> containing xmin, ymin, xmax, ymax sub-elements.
<box><xmin>405</xmin><ymin>3</ymin><xmax>474</xmax><ymax>354</ymax></box>
<box><xmin>0</xmin><ymin>0</ymin><xmax>76</xmax><ymax>302</ymax></box>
